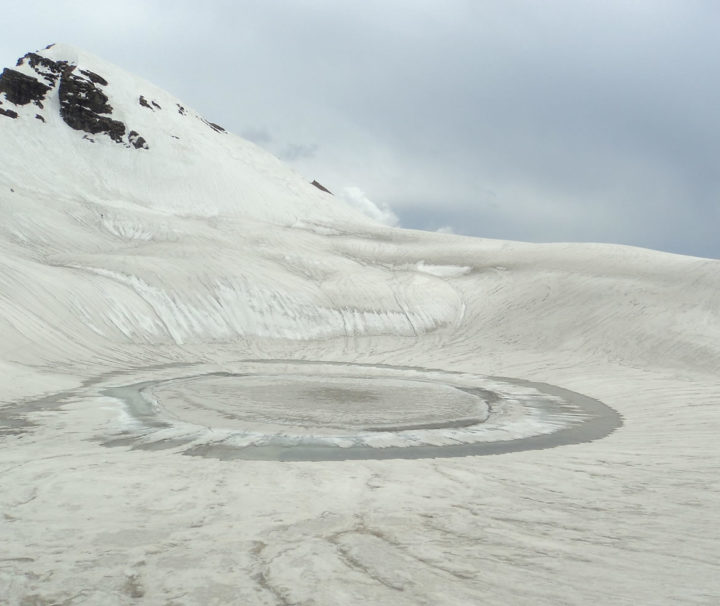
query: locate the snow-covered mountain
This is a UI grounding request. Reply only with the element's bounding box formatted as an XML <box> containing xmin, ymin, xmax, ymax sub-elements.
<box><xmin>1</xmin><ymin>45</ymin><xmax>719</xmax><ymax>605</ymax></box>
<box><xmin>2</xmin><ymin>44</ymin><xmax>717</xmax><ymax>379</ymax></box>
<box><xmin>1</xmin><ymin>43</ymin><xmax>478</xmax><ymax>384</ymax></box>
<box><xmin>0</xmin><ymin>43</ymin><xmax>370</xmax><ymax>223</ymax></box>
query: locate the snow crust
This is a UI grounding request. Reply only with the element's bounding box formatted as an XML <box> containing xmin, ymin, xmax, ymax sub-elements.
<box><xmin>1</xmin><ymin>44</ymin><xmax>720</xmax><ymax>605</ymax></box>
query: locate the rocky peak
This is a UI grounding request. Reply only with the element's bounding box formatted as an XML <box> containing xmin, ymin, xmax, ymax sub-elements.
<box><xmin>17</xmin><ymin>50</ymin><xmax>68</xmax><ymax>86</ymax></box>
<box><xmin>1</xmin><ymin>44</ymin><xmax>230</xmax><ymax>152</ymax></box>
<box><xmin>0</xmin><ymin>44</ymin><xmax>147</xmax><ymax>149</ymax></box>
<box><xmin>0</xmin><ymin>68</ymin><xmax>51</xmax><ymax>106</ymax></box>
<box><xmin>58</xmin><ymin>64</ymin><xmax>127</xmax><ymax>144</ymax></box>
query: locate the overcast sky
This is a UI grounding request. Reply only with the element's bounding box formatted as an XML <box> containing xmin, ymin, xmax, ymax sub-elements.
<box><xmin>2</xmin><ymin>1</ymin><xmax>719</xmax><ymax>258</ymax></box>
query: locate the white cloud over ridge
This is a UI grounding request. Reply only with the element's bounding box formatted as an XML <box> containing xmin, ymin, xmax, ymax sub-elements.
<box><xmin>340</xmin><ymin>186</ymin><xmax>399</xmax><ymax>226</ymax></box>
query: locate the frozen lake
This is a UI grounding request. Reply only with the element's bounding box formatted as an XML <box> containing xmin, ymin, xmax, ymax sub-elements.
<box><xmin>99</xmin><ymin>361</ymin><xmax>621</xmax><ymax>461</ymax></box>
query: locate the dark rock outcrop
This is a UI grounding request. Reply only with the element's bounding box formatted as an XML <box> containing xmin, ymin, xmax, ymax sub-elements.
<box><xmin>58</xmin><ymin>66</ymin><xmax>126</xmax><ymax>143</ymax></box>
<box><xmin>3</xmin><ymin>47</ymin><xmax>150</xmax><ymax>150</ymax></box>
<box><xmin>59</xmin><ymin>67</ymin><xmax>113</xmax><ymax>114</ymax></box>
<box><xmin>0</xmin><ymin>68</ymin><xmax>50</xmax><ymax>105</ymax></box>
<box><xmin>138</xmin><ymin>95</ymin><xmax>162</xmax><ymax>111</ymax></box>
<box><xmin>199</xmin><ymin>117</ymin><xmax>226</xmax><ymax>134</ymax></box>
<box><xmin>311</xmin><ymin>180</ymin><xmax>333</xmax><ymax>195</ymax></box>
<box><xmin>79</xmin><ymin>69</ymin><xmax>108</xmax><ymax>86</ymax></box>
<box><xmin>128</xmin><ymin>130</ymin><xmax>149</xmax><ymax>150</ymax></box>
<box><xmin>17</xmin><ymin>53</ymin><xmax>66</xmax><ymax>86</ymax></box>
<box><xmin>139</xmin><ymin>96</ymin><xmax>162</xmax><ymax>111</ymax></box>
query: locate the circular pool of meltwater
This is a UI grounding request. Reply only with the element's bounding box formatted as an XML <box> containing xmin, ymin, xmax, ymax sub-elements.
<box><xmin>101</xmin><ymin>361</ymin><xmax>622</xmax><ymax>461</ymax></box>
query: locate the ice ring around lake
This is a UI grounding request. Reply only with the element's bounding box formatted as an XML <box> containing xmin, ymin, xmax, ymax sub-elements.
<box><xmin>102</xmin><ymin>361</ymin><xmax>622</xmax><ymax>461</ymax></box>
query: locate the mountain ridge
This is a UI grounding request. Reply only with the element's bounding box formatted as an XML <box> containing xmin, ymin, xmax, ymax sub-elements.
<box><xmin>0</xmin><ymin>43</ymin><xmax>366</xmax><ymax>226</ymax></box>
<box><xmin>0</xmin><ymin>43</ymin><xmax>718</xmax><ymax>387</ymax></box>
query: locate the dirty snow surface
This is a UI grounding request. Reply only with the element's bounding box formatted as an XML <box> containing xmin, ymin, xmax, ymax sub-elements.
<box><xmin>1</xmin><ymin>45</ymin><xmax>719</xmax><ymax>605</ymax></box>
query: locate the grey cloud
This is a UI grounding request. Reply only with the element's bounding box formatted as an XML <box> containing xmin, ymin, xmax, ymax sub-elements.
<box><xmin>239</xmin><ymin>129</ymin><xmax>318</xmax><ymax>162</ymax></box>
<box><xmin>278</xmin><ymin>143</ymin><xmax>319</xmax><ymax>162</ymax></box>
<box><xmin>241</xmin><ymin>128</ymin><xmax>274</xmax><ymax>146</ymax></box>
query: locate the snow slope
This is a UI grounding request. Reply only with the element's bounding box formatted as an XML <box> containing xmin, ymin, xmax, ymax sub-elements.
<box><xmin>1</xmin><ymin>45</ymin><xmax>719</xmax><ymax>605</ymax></box>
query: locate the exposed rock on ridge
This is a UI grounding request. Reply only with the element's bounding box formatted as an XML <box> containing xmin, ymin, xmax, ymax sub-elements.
<box><xmin>311</xmin><ymin>180</ymin><xmax>333</xmax><ymax>195</ymax></box>
<box><xmin>0</xmin><ymin>107</ymin><xmax>19</xmax><ymax>119</ymax></box>
<box><xmin>2</xmin><ymin>45</ymin><xmax>230</xmax><ymax>147</ymax></box>
<box><xmin>58</xmin><ymin>65</ymin><xmax>127</xmax><ymax>143</ymax></box>
<box><xmin>0</xmin><ymin>68</ymin><xmax>50</xmax><ymax>106</ymax></box>
<box><xmin>0</xmin><ymin>47</ymin><xmax>148</xmax><ymax>149</ymax></box>
<box><xmin>20</xmin><ymin>51</ymin><xmax>67</xmax><ymax>86</ymax></box>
